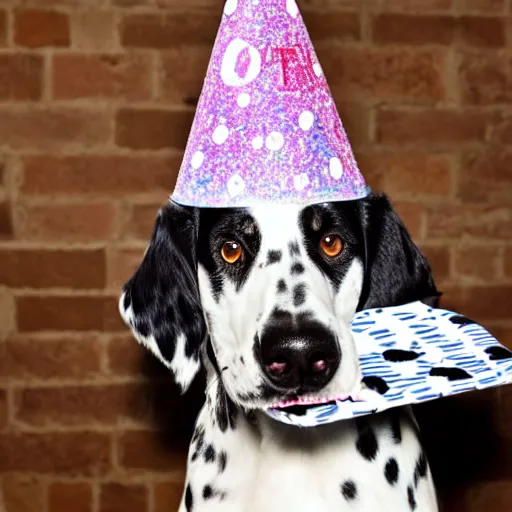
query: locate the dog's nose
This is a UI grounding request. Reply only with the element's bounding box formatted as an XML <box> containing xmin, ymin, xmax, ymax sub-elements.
<box><xmin>260</xmin><ymin>335</ymin><xmax>340</xmax><ymax>391</ymax></box>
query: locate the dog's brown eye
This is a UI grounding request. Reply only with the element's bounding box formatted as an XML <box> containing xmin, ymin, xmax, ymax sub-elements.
<box><xmin>320</xmin><ymin>234</ymin><xmax>343</xmax><ymax>258</ymax></box>
<box><xmin>221</xmin><ymin>241</ymin><xmax>243</xmax><ymax>264</ymax></box>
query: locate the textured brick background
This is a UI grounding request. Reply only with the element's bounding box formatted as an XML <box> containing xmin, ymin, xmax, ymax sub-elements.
<box><xmin>0</xmin><ymin>0</ymin><xmax>511</xmax><ymax>511</ymax></box>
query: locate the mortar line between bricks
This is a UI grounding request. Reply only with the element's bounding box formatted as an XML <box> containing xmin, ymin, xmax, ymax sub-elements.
<box><xmin>4</xmin><ymin>376</ymin><xmax>162</xmax><ymax>388</ymax></box>
<box><xmin>92</xmin><ymin>479</ymin><xmax>100</xmax><ymax>512</ymax></box>
<box><xmin>6</xmin><ymin>423</ymin><xmax>164</xmax><ymax>434</ymax></box>
<box><xmin>5</xmin><ymin>6</ymin><xmax>13</xmax><ymax>48</ymax></box>
<box><xmin>21</xmin><ymin>474</ymin><xmax>186</xmax><ymax>485</ymax></box>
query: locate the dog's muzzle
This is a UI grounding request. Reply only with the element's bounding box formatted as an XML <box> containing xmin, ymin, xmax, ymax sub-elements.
<box><xmin>259</xmin><ymin>310</ymin><xmax>340</xmax><ymax>393</ymax></box>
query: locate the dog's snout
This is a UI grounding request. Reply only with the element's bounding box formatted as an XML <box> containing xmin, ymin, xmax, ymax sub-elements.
<box><xmin>259</xmin><ymin>312</ymin><xmax>340</xmax><ymax>392</ymax></box>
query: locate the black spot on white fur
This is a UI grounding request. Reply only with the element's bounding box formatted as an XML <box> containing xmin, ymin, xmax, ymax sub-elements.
<box><xmin>204</xmin><ymin>444</ymin><xmax>216</xmax><ymax>463</ymax></box>
<box><xmin>362</xmin><ymin>375</ymin><xmax>389</xmax><ymax>395</ymax></box>
<box><xmin>191</xmin><ymin>426</ymin><xmax>205</xmax><ymax>462</ymax></box>
<box><xmin>267</xmin><ymin>250</ymin><xmax>282</xmax><ymax>265</ymax></box>
<box><xmin>277</xmin><ymin>279</ymin><xmax>287</xmax><ymax>293</ymax></box>
<box><xmin>218</xmin><ymin>451</ymin><xmax>227</xmax><ymax>473</ymax></box>
<box><xmin>291</xmin><ymin>262</ymin><xmax>305</xmax><ymax>275</ymax></box>
<box><xmin>341</xmin><ymin>480</ymin><xmax>357</xmax><ymax>500</ymax></box>
<box><xmin>407</xmin><ymin>486</ymin><xmax>416</xmax><ymax>510</ymax></box>
<box><xmin>293</xmin><ymin>284</ymin><xmax>306</xmax><ymax>307</ymax></box>
<box><xmin>355</xmin><ymin>418</ymin><xmax>379</xmax><ymax>461</ymax></box>
<box><xmin>485</xmin><ymin>346</ymin><xmax>512</xmax><ymax>361</ymax></box>
<box><xmin>389</xmin><ymin>410</ymin><xmax>402</xmax><ymax>444</ymax></box>
<box><xmin>203</xmin><ymin>485</ymin><xmax>213</xmax><ymax>500</ymax></box>
<box><xmin>383</xmin><ymin>349</ymin><xmax>423</xmax><ymax>362</ymax></box>
<box><xmin>414</xmin><ymin>452</ymin><xmax>428</xmax><ymax>487</ymax></box>
<box><xmin>216</xmin><ymin>383</ymin><xmax>238</xmax><ymax>432</ymax></box>
<box><xmin>385</xmin><ymin>458</ymin><xmax>399</xmax><ymax>485</ymax></box>
<box><xmin>289</xmin><ymin>240</ymin><xmax>300</xmax><ymax>256</ymax></box>
<box><xmin>429</xmin><ymin>367</ymin><xmax>472</xmax><ymax>381</ymax></box>
<box><xmin>185</xmin><ymin>484</ymin><xmax>193</xmax><ymax>511</ymax></box>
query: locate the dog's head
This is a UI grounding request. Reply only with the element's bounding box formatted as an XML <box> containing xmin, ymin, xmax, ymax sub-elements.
<box><xmin>120</xmin><ymin>194</ymin><xmax>439</xmax><ymax>412</ymax></box>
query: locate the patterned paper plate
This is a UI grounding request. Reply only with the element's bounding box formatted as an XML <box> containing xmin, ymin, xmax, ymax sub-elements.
<box><xmin>265</xmin><ymin>301</ymin><xmax>512</xmax><ymax>427</ymax></box>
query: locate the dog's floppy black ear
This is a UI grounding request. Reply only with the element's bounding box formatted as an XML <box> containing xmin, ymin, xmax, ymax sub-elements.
<box><xmin>357</xmin><ymin>194</ymin><xmax>440</xmax><ymax>311</ymax></box>
<box><xmin>119</xmin><ymin>201</ymin><xmax>206</xmax><ymax>392</ymax></box>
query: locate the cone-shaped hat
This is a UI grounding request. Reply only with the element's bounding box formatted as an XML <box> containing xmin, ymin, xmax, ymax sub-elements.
<box><xmin>172</xmin><ymin>0</ymin><xmax>370</xmax><ymax>207</ymax></box>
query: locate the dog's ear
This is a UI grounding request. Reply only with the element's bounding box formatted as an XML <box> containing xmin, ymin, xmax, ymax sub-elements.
<box><xmin>357</xmin><ymin>194</ymin><xmax>440</xmax><ymax>311</ymax></box>
<box><xmin>119</xmin><ymin>201</ymin><xmax>206</xmax><ymax>392</ymax></box>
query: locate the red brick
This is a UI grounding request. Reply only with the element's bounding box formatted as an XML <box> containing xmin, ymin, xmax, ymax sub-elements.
<box><xmin>73</xmin><ymin>11</ymin><xmax>118</xmax><ymax>52</ymax></box>
<box><xmin>373</xmin><ymin>15</ymin><xmax>504</xmax><ymax>47</ymax></box>
<box><xmin>121</xmin><ymin>13</ymin><xmax>219</xmax><ymax>48</ymax></box>
<box><xmin>49</xmin><ymin>482</ymin><xmax>92</xmax><ymax>512</ymax></box>
<box><xmin>154</xmin><ymin>0</ymin><xmax>235</xmax><ymax>6</ymax></box>
<box><xmin>16</xmin><ymin>295</ymin><xmax>125</xmax><ymax>332</ymax></box>
<box><xmin>100</xmin><ymin>483</ymin><xmax>148</xmax><ymax>512</ymax></box>
<box><xmin>504</xmin><ymin>248</ymin><xmax>512</xmax><ymax>278</ymax></box>
<box><xmin>336</xmin><ymin>103</ymin><xmax>371</xmax><ymax>148</ymax></box>
<box><xmin>119</xmin><ymin>431</ymin><xmax>187</xmax><ymax>471</ymax></box>
<box><xmin>115</xmin><ymin>0</ymin><xmax>153</xmax><ymax>5</ymax></box>
<box><xmin>19</xmin><ymin>202</ymin><xmax>117</xmax><ymax>242</ymax></box>
<box><xmin>3</xmin><ymin>475</ymin><xmax>45</xmax><ymax>512</ymax></box>
<box><xmin>15</xmin><ymin>383</ymin><xmax>152</xmax><ymax>427</ymax></box>
<box><xmin>125</xmin><ymin>203</ymin><xmax>161</xmax><ymax>240</ymax></box>
<box><xmin>460</xmin><ymin>481</ymin><xmax>512</xmax><ymax>511</ymax></box>
<box><xmin>0</xmin><ymin>108</ymin><xmax>111</xmax><ymax>151</ymax></box>
<box><xmin>440</xmin><ymin>285</ymin><xmax>512</xmax><ymax>320</ymax></box>
<box><xmin>106</xmin><ymin>334</ymin><xmax>146</xmax><ymax>376</ymax></box>
<box><xmin>22</xmin><ymin>155</ymin><xmax>178</xmax><ymax>197</ymax></box>
<box><xmin>373</xmin><ymin>14</ymin><xmax>455</xmax><ymax>45</ymax></box>
<box><xmin>0</xmin><ymin>432</ymin><xmax>111</xmax><ymax>474</ymax></box>
<box><xmin>426</xmin><ymin>204</ymin><xmax>512</xmax><ymax>239</ymax></box>
<box><xmin>0</xmin><ymin>201</ymin><xmax>13</xmax><ymax>239</ymax></box>
<box><xmin>317</xmin><ymin>48</ymin><xmax>445</xmax><ymax>102</ymax></box>
<box><xmin>154</xmin><ymin>481</ymin><xmax>183</xmax><ymax>512</ymax></box>
<box><xmin>359</xmin><ymin>154</ymin><xmax>452</xmax><ymax>197</ymax></box>
<box><xmin>0</xmin><ymin>249</ymin><xmax>105</xmax><ymax>289</ymax></box>
<box><xmin>500</xmin><ymin>117</ymin><xmax>512</xmax><ymax>144</ymax></box>
<box><xmin>14</xmin><ymin>9</ymin><xmax>70</xmax><ymax>48</ymax></box>
<box><xmin>420</xmin><ymin>245</ymin><xmax>451</xmax><ymax>280</ymax></box>
<box><xmin>107</xmin><ymin>247</ymin><xmax>144</xmax><ymax>290</ymax></box>
<box><xmin>458</xmin><ymin>151</ymin><xmax>512</xmax><ymax>203</ymax></box>
<box><xmin>0</xmin><ymin>336</ymin><xmax>102</xmax><ymax>379</ymax></box>
<box><xmin>487</xmin><ymin>326</ymin><xmax>512</xmax><ymax>349</ymax></box>
<box><xmin>302</xmin><ymin>11</ymin><xmax>361</xmax><ymax>42</ymax></box>
<box><xmin>159</xmin><ymin>46</ymin><xmax>212</xmax><ymax>105</ymax></box>
<box><xmin>458</xmin><ymin>51</ymin><xmax>512</xmax><ymax>105</ymax></box>
<box><xmin>0</xmin><ymin>389</ymin><xmax>7</xmax><ymax>429</ymax></box>
<box><xmin>53</xmin><ymin>54</ymin><xmax>152</xmax><ymax>100</ymax></box>
<box><xmin>116</xmin><ymin>109</ymin><xmax>194</xmax><ymax>150</ymax></box>
<box><xmin>458</xmin><ymin>0</ymin><xmax>505</xmax><ymax>12</ymax></box>
<box><xmin>454</xmin><ymin>246</ymin><xmax>501</xmax><ymax>281</ymax></box>
<box><xmin>459</xmin><ymin>16</ymin><xmax>505</xmax><ymax>47</ymax></box>
<box><xmin>376</xmin><ymin>109</ymin><xmax>488</xmax><ymax>146</ymax></box>
<box><xmin>392</xmin><ymin>201</ymin><xmax>424</xmax><ymax>239</ymax></box>
<box><xmin>0</xmin><ymin>10</ymin><xmax>6</xmax><ymax>46</ymax></box>
<box><xmin>377</xmin><ymin>0</ymin><xmax>452</xmax><ymax>10</ymax></box>
<box><xmin>0</xmin><ymin>55</ymin><xmax>43</xmax><ymax>101</ymax></box>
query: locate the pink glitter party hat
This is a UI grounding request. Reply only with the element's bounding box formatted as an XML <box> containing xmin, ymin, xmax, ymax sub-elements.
<box><xmin>171</xmin><ymin>0</ymin><xmax>370</xmax><ymax>207</ymax></box>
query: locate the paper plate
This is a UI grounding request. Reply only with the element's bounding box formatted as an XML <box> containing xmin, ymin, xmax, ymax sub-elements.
<box><xmin>265</xmin><ymin>301</ymin><xmax>512</xmax><ymax>427</ymax></box>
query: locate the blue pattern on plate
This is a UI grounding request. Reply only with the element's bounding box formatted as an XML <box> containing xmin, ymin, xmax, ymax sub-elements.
<box><xmin>265</xmin><ymin>301</ymin><xmax>512</xmax><ymax>427</ymax></box>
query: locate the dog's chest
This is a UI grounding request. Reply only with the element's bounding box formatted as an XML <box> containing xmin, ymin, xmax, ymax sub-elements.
<box><xmin>182</xmin><ymin>408</ymin><xmax>438</xmax><ymax>512</ymax></box>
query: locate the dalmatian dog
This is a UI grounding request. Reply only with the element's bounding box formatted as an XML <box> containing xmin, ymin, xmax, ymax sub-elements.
<box><xmin>119</xmin><ymin>193</ymin><xmax>441</xmax><ymax>512</ymax></box>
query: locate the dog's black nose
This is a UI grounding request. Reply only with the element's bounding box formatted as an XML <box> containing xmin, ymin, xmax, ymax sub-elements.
<box><xmin>260</xmin><ymin>313</ymin><xmax>340</xmax><ymax>391</ymax></box>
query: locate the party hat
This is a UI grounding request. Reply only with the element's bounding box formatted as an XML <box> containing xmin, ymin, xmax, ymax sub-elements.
<box><xmin>171</xmin><ymin>0</ymin><xmax>370</xmax><ymax>208</ymax></box>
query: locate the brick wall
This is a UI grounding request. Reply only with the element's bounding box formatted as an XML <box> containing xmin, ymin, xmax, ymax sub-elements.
<box><xmin>0</xmin><ymin>0</ymin><xmax>511</xmax><ymax>511</ymax></box>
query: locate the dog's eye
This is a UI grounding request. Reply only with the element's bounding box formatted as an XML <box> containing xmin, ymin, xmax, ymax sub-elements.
<box><xmin>320</xmin><ymin>234</ymin><xmax>343</xmax><ymax>258</ymax></box>
<box><xmin>221</xmin><ymin>241</ymin><xmax>243</xmax><ymax>264</ymax></box>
